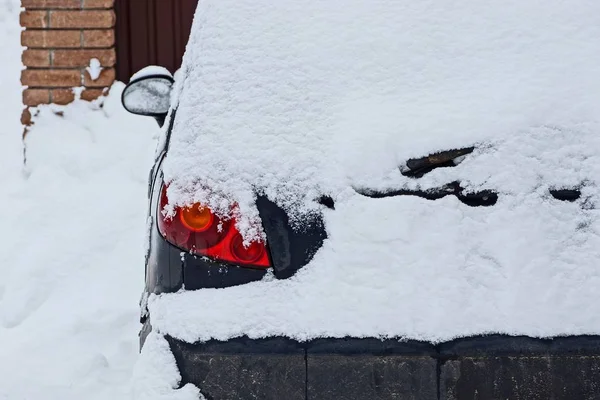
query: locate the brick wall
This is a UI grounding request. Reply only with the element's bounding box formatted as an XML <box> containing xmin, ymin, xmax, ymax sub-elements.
<box><xmin>20</xmin><ymin>0</ymin><xmax>116</xmax><ymax>124</ymax></box>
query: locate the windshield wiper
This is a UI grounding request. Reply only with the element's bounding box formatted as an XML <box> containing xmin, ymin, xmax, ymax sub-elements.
<box><xmin>357</xmin><ymin>181</ymin><xmax>498</xmax><ymax>207</ymax></box>
<box><xmin>402</xmin><ymin>147</ymin><xmax>475</xmax><ymax>178</ymax></box>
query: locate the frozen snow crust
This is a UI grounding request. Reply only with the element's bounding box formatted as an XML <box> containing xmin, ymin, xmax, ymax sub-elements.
<box><xmin>157</xmin><ymin>0</ymin><xmax>600</xmax><ymax>342</ymax></box>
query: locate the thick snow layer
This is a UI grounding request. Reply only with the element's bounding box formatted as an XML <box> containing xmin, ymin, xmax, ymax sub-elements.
<box><xmin>166</xmin><ymin>0</ymin><xmax>600</xmax><ymax>226</ymax></box>
<box><xmin>130</xmin><ymin>65</ymin><xmax>173</xmax><ymax>82</ymax></box>
<box><xmin>0</xmin><ymin>3</ymin><xmax>189</xmax><ymax>398</ymax></box>
<box><xmin>155</xmin><ymin>0</ymin><xmax>600</xmax><ymax>342</ymax></box>
<box><xmin>151</xmin><ymin>191</ymin><xmax>600</xmax><ymax>343</ymax></box>
<box><xmin>0</xmin><ymin>8</ymin><xmax>164</xmax><ymax>388</ymax></box>
<box><xmin>0</xmin><ymin>87</ymin><xmax>159</xmax><ymax>399</ymax></box>
<box><xmin>133</xmin><ymin>332</ymin><xmax>203</xmax><ymax>400</ymax></box>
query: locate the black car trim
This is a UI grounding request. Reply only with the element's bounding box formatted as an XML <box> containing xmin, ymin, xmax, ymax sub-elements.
<box><xmin>402</xmin><ymin>147</ymin><xmax>475</xmax><ymax>178</ymax></box>
<box><xmin>166</xmin><ymin>334</ymin><xmax>600</xmax><ymax>400</ymax></box>
<box><xmin>256</xmin><ymin>195</ymin><xmax>327</xmax><ymax>279</ymax></box>
<box><xmin>549</xmin><ymin>188</ymin><xmax>582</xmax><ymax>202</ymax></box>
<box><xmin>356</xmin><ymin>181</ymin><xmax>498</xmax><ymax>207</ymax></box>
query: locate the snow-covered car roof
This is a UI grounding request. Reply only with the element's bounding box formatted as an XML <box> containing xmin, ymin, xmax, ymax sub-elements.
<box><xmin>154</xmin><ymin>0</ymin><xmax>600</xmax><ymax>342</ymax></box>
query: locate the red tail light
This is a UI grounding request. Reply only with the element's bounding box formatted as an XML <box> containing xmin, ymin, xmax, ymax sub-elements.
<box><xmin>157</xmin><ymin>185</ymin><xmax>271</xmax><ymax>268</ymax></box>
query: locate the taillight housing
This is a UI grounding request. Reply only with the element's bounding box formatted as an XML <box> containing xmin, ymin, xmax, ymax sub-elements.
<box><xmin>157</xmin><ymin>185</ymin><xmax>271</xmax><ymax>268</ymax></box>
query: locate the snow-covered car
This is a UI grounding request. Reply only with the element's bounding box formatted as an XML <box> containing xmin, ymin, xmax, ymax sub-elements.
<box><xmin>122</xmin><ymin>1</ymin><xmax>600</xmax><ymax>399</ymax></box>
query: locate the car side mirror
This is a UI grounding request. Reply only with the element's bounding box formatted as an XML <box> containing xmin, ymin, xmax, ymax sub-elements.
<box><xmin>121</xmin><ymin>66</ymin><xmax>174</xmax><ymax>126</ymax></box>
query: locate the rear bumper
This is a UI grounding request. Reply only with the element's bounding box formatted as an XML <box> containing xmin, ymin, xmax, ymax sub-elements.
<box><xmin>166</xmin><ymin>335</ymin><xmax>600</xmax><ymax>400</ymax></box>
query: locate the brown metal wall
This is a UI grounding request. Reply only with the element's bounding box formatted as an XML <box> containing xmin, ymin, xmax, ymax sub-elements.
<box><xmin>115</xmin><ymin>0</ymin><xmax>199</xmax><ymax>82</ymax></box>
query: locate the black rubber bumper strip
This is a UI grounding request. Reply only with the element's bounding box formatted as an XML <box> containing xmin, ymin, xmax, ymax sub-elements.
<box><xmin>167</xmin><ymin>334</ymin><xmax>600</xmax><ymax>400</ymax></box>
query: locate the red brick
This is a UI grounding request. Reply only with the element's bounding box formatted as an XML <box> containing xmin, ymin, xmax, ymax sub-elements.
<box><xmin>22</xmin><ymin>30</ymin><xmax>81</xmax><ymax>48</ymax></box>
<box><xmin>21</xmin><ymin>0</ymin><xmax>80</xmax><ymax>9</ymax></box>
<box><xmin>83</xmin><ymin>0</ymin><xmax>114</xmax><ymax>9</ymax></box>
<box><xmin>51</xmin><ymin>88</ymin><xmax>75</xmax><ymax>104</ymax></box>
<box><xmin>53</xmin><ymin>49</ymin><xmax>116</xmax><ymax>67</ymax></box>
<box><xmin>82</xmin><ymin>30</ymin><xmax>114</xmax><ymax>47</ymax></box>
<box><xmin>21</xmin><ymin>108</ymin><xmax>32</xmax><ymax>126</ymax></box>
<box><xmin>80</xmin><ymin>88</ymin><xmax>105</xmax><ymax>101</ymax></box>
<box><xmin>83</xmin><ymin>67</ymin><xmax>115</xmax><ymax>87</ymax></box>
<box><xmin>22</xmin><ymin>69</ymin><xmax>81</xmax><ymax>87</ymax></box>
<box><xmin>50</xmin><ymin>88</ymin><xmax>106</xmax><ymax>104</ymax></box>
<box><xmin>49</xmin><ymin>10</ymin><xmax>115</xmax><ymax>28</ymax></box>
<box><xmin>20</xmin><ymin>10</ymin><xmax>48</xmax><ymax>28</ymax></box>
<box><xmin>22</xmin><ymin>49</ymin><xmax>51</xmax><ymax>67</ymax></box>
<box><xmin>23</xmin><ymin>88</ymin><xmax>50</xmax><ymax>106</ymax></box>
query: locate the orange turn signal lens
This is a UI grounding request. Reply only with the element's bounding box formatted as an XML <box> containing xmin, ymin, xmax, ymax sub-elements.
<box><xmin>180</xmin><ymin>203</ymin><xmax>214</xmax><ymax>232</ymax></box>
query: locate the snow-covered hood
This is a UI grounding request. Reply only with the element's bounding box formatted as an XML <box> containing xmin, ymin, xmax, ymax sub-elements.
<box><xmin>154</xmin><ymin>0</ymin><xmax>600</xmax><ymax>342</ymax></box>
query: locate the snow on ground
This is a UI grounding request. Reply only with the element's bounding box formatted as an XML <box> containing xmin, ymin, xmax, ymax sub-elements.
<box><xmin>133</xmin><ymin>332</ymin><xmax>201</xmax><ymax>400</ymax></box>
<box><xmin>0</xmin><ymin>92</ymin><xmax>158</xmax><ymax>400</ymax></box>
<box><xmin>0</xmin><ymin>0</ymin><xmax>22</xmax><ymax>188</ymax></box>
<box><xmin>0</xmin><ymin>3</ymin><xmax>160</xmax><ymax>397</ymax></box>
